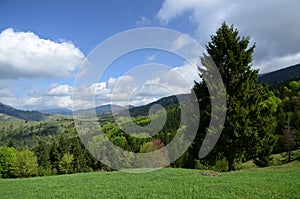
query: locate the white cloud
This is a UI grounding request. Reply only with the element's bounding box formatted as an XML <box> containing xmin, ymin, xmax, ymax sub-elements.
<box><xmin>47</xmin><ymin>84</ymin><xmax>73</xmax><ymax>96</ymax></box>
<box><xmin>73</xmin><ymin>76</ymin><xmax>138</xmax><ymax>109</ymax></box>
<box><xmin>73</xmin><ymin>63</ymin><xmax>200</xmax><ymax>109</ymax></box>
<box><xmin>0</xmin><ymin>88</ymin><xmax>14</xmax><ymax>97</ymax></box>
<box><xmin>0</xmin><ymin>28</ymin><xmax>84</xmax><ymax>79</ymax></box>
<box><xmin>136</xmin><ymin>16</ymin><xmax>151</xmax><ymax>27</ymax></box>
<box><xmin>150</xmin><ymin>62</ymin><xmax>200</xmax><ymax>94</ymax></box>
<box><xmin>157</xmin><ymin>0</ymin><xmax>300</xmax><ymax>72</ymax></box>
<box><xmin>255</xmin><ymin>52</ymin><xmax>300</xmax><ymax>74</ymax></box>
<box><xmin>171</xmin><ymin>35</ymin><xmax>190</xmax><ymax>51</ymax></box>
<box><xmin>110</xmin><ymin>75</ymin><xmax>138</xmax><ymax>101</ymax></box>
<box><xmin>23</xmin><ymin>96</ymin><xmax>73</xmax><ymax>109</ymax></box>
<box><xmin>0</xmin><ymin>64</ymin><xmax>200</xmax><ymax>110</ymax></box>
<box><xmin>157</xmin><ymin>0</ymin><xmax>208</xmax><ymax>24</ymax></box>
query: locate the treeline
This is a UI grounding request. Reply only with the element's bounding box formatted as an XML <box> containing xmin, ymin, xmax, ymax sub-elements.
<box><xmin>1</xmin><ymin>23</ymin><xmax>300</xmax><ymax>177</ymax></box>
<box><xmin>0</xmin><ymin>119</ymin><xmax>75</xmax><ymax>147</ymax></box>
<box><xmin>0</xmin><ymin>134</ymin><xmax>101</xmax><ymax>178</ymax></box>
<box><xmin>272</xmin><ymin>81</ymin><xmax>300</xmax><ymax>155</ymax></box>
<box><xmin>0</xmin><ymin>106</ymin><xmax>182</xmax><ymax>178</ymax></box>
<box><xmin>1</xmin><ymin>79</ymin><xmax>300</xmax><ymax>178</ymax></box>
<box><xmin>258</xmin><ymin>63</ymin><xmax>300</xmax><ymax>86</ymax></box>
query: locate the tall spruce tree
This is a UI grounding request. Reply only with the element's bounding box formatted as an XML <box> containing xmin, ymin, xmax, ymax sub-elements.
<box><xmin>34</xmin><ymin>139</ymin><xmax>51</xmax><ymax>175</ymax></box>
<box><xmin>194</xmin><ymin>22</ymin><xmax>277</xmax><ymax>171</ymax></box>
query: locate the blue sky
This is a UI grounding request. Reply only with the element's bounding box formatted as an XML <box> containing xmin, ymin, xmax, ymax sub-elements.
<box><xmin>0</xmin><ymin>0</ymin><xmax>300</xmax><ymax>110</ymax></box>
<box><xmin>0</xmin><ymin>0</ymin><xmax>164</xmax><ymax>54</ymax></box>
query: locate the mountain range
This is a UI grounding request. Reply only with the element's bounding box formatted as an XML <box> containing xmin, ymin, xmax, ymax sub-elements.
<box><xmin>1</xmin><ymin>63</ymin><xmax>300</xmax><ymax>120</ymax></box>
<box><xmin>258</xmin><ymin>63</ymin><xmax>300</xmax><ymax>85</ymax></box>
<box><xmin>0</xmin><ymin>94</ymin><xmax>190</xmax><ymax>121</ymax></box>
<box><xmin>0</xmin><ymin>102</ymin><xmax>46</xmax><ymax>121</ymax></box>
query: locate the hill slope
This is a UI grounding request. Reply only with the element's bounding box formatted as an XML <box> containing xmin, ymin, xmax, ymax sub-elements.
<box><xmin>120</xmin><ymin>94</ymin><xmax>190</xmax><ymax>117</ymax></box>
<box><xmin>0</xmin><ymin>102</ymin><xmax>45</xmax><ymax>121</ymax></box>
<box><xmin>73</xmin><ymin>94</ymin><xmax>190</xmax><ymax>117</ymax></box>
<box><xmin>258</xmin><ymin>63</ymin><xmax>300</xmax><ymax>85</ymax></box>
<box><xmin>74</xmin><ymin>104</ymin><xmax>124</xmax><ymax>116</ymax></box>
<box><xmin>39</xmin><ymin>108</ymin><xmax>73</xmax><ymax>115</ymax></box>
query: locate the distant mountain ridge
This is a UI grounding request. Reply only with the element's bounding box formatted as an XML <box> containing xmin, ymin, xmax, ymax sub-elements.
<box><xmin>39</xmin><ymin>108</ymin><xmax>73</xmax><ymax>115</ymax></box>
<box><xmin>70</xmin><ymin>94</ymin><xmax>190</xmax><ymax>117</ymax></box>
<box><xmin>2</xmin><ymin>63</ymin><xmax>300</xmax><ymax>120</ymax></box>
<box><xmin>120</xmin><ymin>94</ymin><xmax>190</xmax><ymax>117</ymax></box>
<box><xmin>74</xmin><ymin>104</ymin><xmax>125</xmax><ymax>116</ymax></box>
<box><xmin>258</xmin><ymin>63</ymin><xmax>300</xmax><ymax>85</ymax></box>
<box><xmin>0</xmin><ymin>102</ymin><xmax>45</xmax><ymax>121</ymax></box>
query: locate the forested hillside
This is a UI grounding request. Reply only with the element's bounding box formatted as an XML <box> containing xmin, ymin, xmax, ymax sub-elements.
<box><xmin>0</xmin><ymin>102</ymin><xmax>45</xmax><ymax>121</ymax></box>
<box><xmin>1</xmin><ymin>23</ymin><xmax>300</xmax><ymax>179</ymax></box>
<box><xmin>259</xmin><ymin>63</ymin><xmax>300</xmax><ymax>85</ymax></box>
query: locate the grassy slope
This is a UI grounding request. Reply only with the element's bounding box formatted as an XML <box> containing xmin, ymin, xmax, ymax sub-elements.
<box><xmin>1</xmin><ymin>161</ymin><xmax>300</xmax><ymax>199</ymax></box>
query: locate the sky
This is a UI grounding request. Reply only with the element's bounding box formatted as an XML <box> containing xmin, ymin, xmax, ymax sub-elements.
<box><xmin>0</xmin><ymin>0</ymin><xmax>299</xmax><ymax>110</ymax></box>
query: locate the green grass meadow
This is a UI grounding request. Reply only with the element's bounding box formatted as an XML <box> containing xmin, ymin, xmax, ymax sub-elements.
<box><xmin>1</xmin><ymin>161</ymin><xmax>299</xmax><ymax>199</ymax></box>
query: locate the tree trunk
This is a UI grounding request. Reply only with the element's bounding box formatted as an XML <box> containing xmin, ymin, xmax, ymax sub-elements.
<box><xmin>227</xmin><ymin>158</ymin><xmax>235</xmax><ymax>171</ymax></box>
<box><xmin>288</xmin><ymin>150</ymin><xmax>291</xmax><ymax>162</ymax></box>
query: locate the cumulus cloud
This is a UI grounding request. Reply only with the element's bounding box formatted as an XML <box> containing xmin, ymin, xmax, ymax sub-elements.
<box><xmin>47</xmin><ymin>84</ymin><xmax>73</xmax><ymax>96</ymax></box>
<box><xmin>0</xmin><ymin>61</ymin><xmax>200</xmax><ymax>110</ymax></box>
<box><xmin>0</xmin><ymin>28</ymin><xmax>84</xmax><ymax>79</ymax></box>
<box><xmin>23</xmin><ymin>96</ymin><xmax>73</xmax><ymax>110</ymax></box>
<box><xmin>170</xmin><ymin>35</ymin><xmax>202</xmax><ymax>59</ymax></box>
<box><xmin>143</xmin><ymin>62</ymin><xmax>200</xmax><ymax>95</ymax></box>
<box><xmin>0</xmin><ymin>51</ymin><xmax>200</xmax><ymax>110</ymax></box>
<box><xmin>72</xmin><ymin>62</ymin><xmax>200</xmax><ymax>109</ymax></box>
<box><xmin>170</xmin><ymin>35</ymin><xmax>191</xmax><ymax>51</ymax></box>
<box><xmin>254</xmin><ymin>52</ymin><xmax>300</xmax><ymax>74</ymax></box>
<box><xmin>157</xmin><ymin>0</ymin><xmax>300</xmax><ymax>73</ymax></box>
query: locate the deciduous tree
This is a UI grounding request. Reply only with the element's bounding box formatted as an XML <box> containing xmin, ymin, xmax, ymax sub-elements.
<box><xmin>0</xmin><ymin>147</ymin><xmax>17</xmax><ymax>178</ymax></box>
<box><xmin>13</xmin><ymin>149</ymin><xmax>38</xmax><ymax>178</ymax></box>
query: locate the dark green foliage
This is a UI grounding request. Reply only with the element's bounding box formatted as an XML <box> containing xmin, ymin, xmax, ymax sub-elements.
<box><xmin>194</xmin><ymin>23</ymin><xmax>277</xmax><ymax>171</ymax></box>
<box><xmin>272</xmin><ymin>81</ymin><xmax>300</xmax><ymax>155</ymax></box>
<box><xmin>0</xmin><ymin>120</ymin><xmax>72</xmax><ymax>149</ymax></box>
<box><xmin>40</xmin><ymin>124</ymin><xmax>59</xmax><ymax>136</ymax></box>
<box><xmin>58</xmin><ymin>133</ymin><xmax>70</xmax><ymax>157</ymax></box>
<box><xmin>282</xmin><ymin>115</ymin><xmax>294</xmax><ymax>162</ymax></box>
<box><xmin>70</xmin><ymin>137</ymin><xmax>91</xmax><ymax>173</ymax></box>
<box><xmin>121</xmin><ymin>94</ymin><xmax>189</xmax><ymax>117</ymax></box>
<box><xmin>49</xmin><ymin>141</ymin><xmax>60</xmax><ymax>174</ymax></box>
<box><xmin>7</xmin><ymin>139</ymin><xmax>14</xmax><ymax>147</ymax></box>
<box><xmin>291</xmin><ymin>112</ymin><xmax>300</xmax><ymax>149</ymax></box>
<box><xmin>187</xmin><ymin>80</ymin><xmax>213</xmax><ymax>169</ymax></box>
<box><xmin>258</xmin><ymin>63</ymin><xmax>300</xmax><ymax>85</ymax></box>
<box><xmin>34</xmin><ymin>139</ymin><xmax>51</xmax><ymax>175</ymax></box>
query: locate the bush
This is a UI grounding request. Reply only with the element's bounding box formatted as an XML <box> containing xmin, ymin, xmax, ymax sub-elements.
<box><xmin>13</xmin><ymin>149</ymin><xmax>38</xmax><ymax>178</ymax></box>
<box><xmin>0</xmin><ymin>147</ymin><xmax>17</xmax><ymax>178</ymax></box>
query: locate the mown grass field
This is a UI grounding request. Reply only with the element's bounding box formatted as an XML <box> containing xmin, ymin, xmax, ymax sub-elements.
<box><xmin>1</xmin><ymin>161</ymin><xmax>300</xmax><ymax>199</ymax></box>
